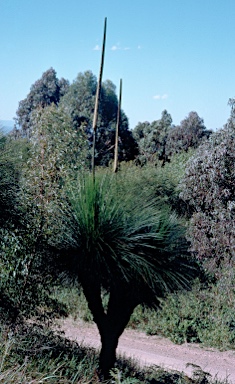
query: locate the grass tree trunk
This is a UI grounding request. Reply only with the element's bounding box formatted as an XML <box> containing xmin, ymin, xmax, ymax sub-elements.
<box><xmin>98</xmin><ymin>322</ymin><xmax>120</xmax><ymax>379</ymax></box>
<box><xmin>99</xmin><ymin>291</ymin><xmax>137</xmax><ymax>378</ymax></box>
<box><xmin>80</xmin><ymin>276</ymin><xmax>137</xmax><ymax>379</ymax></box>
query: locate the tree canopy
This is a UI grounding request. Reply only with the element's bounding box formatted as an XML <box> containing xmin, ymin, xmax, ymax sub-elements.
<box><xmin>14</xmin><ymin>69</ymin><xmax>138</xmax><ymax>167</ymax></box>
<box><xmin>15</xmin><ymin>68</ymin><xmax>69</xmax><ymax>137</ymax></box>
<box><xmin>133</xmin><ymin>110</ymin><xmax>212</xmax><ymax>165</ymax></box>
<box><xmin>165</xmin><ymin>111</ymin><xmax>212</xmax><ymax>157</ymax></box>
<box><xmin>60</xmin><ymin>71</ymin><xmax>138</xmax><ymax>166</ymax></box>
<box><xmin>133</xmin><ymin>110</ymin><xmax>173</xmax><ymax>164</ymax></box>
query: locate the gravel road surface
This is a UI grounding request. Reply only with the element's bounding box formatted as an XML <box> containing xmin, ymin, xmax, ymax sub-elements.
<box><xmin>58</xmin><ymin>317</ymin><xmax>235</xmax><ymax>383</ymax></box>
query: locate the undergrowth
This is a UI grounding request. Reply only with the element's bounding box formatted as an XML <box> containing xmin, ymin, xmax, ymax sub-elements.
<box><xmin>0</xmin><ymin>322</ymin><xmax>98</xmax><ymax>383</ymax></box>
<box><xmin>129</xmin><ymin>272</ymin><xmax>235</xmax><ymax>350</ymax></box>
<box><xmin>52</xmin><ymin>269</ymin><xmax>235</xmax><ymax>351</ymax></box>
<box><xmin>51</xmin><ymin>285</ymin><xmax>110</xmax><ymax>323</ymax></box>
<box><xmin>0</xmin><ymin>322</ymin><xmax>231</xmax><ymax>383</ymax></box>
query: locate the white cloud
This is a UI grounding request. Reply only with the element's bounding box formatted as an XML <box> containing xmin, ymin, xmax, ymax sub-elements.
<box><xmin>111</xmin><ymin>45</ymin><xmax>119</xmax><ymax>51</ymax></box>
<box><xmin>153</xmin><ymin>94</ymin><xmax>168</xmax><ymax>100</ymax></box>
<box><xmin>93</xmin><ymin>45</ymin><xmax>100</xmax><ymax>51</ymax></box>
<box><xmin>110</xmin><ymin>43</ymin><xmax>130</xmax><ymax>51</ymax></box>
<box><xmin>137</xmin><ymin>45</ymin><xmax>142</xmax><ymax>49</ymax></box>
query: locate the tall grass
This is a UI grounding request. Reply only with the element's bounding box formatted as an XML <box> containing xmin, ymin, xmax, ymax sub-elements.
<box><xmin>0</xmin><ymin>323</ymin><xmax>99</xmax><ymax>383</ymax></box>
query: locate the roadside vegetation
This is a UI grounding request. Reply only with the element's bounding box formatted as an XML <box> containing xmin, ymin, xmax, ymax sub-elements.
<box><xmin>1</xmin><ymin>59</ymin><xmax>235</xmax><ymax>382</ymax></box>
<box><xmin>0</xmin><ymin>322</ymin><xmax>231</xmax><ymax>383</ymax></box>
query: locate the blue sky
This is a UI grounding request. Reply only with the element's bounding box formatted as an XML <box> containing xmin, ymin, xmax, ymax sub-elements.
<box><xmin>1</xmin><ymin>0</ymin><xmax>235</xmax><ymax>130</ymax></box>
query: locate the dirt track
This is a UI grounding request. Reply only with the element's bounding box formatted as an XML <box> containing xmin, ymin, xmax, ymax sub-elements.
<box><xmin>57</xmin><ymin>317</ymin><xmax>235</xmax><ymax>383</ymax></box>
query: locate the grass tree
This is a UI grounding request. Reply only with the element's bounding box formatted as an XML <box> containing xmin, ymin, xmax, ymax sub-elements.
<box><xmin>50</xmin><ymin>19</ymin><xmax>195</xmax><ymax>378</ymax></box>
<box><xmin>16</xmin><ymin>18</ymin><xmax>196</xmax><ymax>380</ymax></box>
<box><xmin>52</xmin><ymin>171</ymin><xmax>196</xmax><ymax>379</ymax></box>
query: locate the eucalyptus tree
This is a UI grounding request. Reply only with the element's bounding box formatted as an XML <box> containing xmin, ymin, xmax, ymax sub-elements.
<box><xmin>15</xmin><ymin>68</ymin><xmax>69</xmax><ymax>137</ymax></box>
<box><xmin>165</xmin><ymin>111</ymin><xmax>212</xmax><ymax>158</ymax></box>
<box><xmin>14</xmin><ymin>66</ymin><xmax>137</xmax><ymax>165</ymax></box>
<box><xmin>60</xmin><ymin>71</ymin><xmax>138</xmax><ymax>166</ymax></box>
<box><xmin>133</xmin><ymin>110</ymin><xmax>173</xmax><ymax>164</ymax></box>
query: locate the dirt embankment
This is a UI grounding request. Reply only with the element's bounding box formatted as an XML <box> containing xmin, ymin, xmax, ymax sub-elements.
<box><xmin>57</xmin><ymin>317</ymin><xmax>235</xmax><ymax>383</ymax></box>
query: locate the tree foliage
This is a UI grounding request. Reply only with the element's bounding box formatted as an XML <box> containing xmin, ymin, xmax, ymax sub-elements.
<box><xmin>0</xmin><ymin>227</ymin><xmax>64</xmax><ymax>324</ymax></box>
<box><xmin>0</xmin><ymin>103</ymin><xmax>88</xmax><ymax>324</ymax></box>
<box><xmin>133</xmin><ymin>111</ymin><xmax>211</xmax><ymax>165</ymax></box>
<box><xmin>180</xmin><ymin>104</ymin><xmax>235</xmax><ymax>272</ymax></box>
<box><xmin>15</xmin><ymin>68</ymin><xmax>137</xmax><ymax>166</ymax></box>
<box><xmin>60</xmin><ymin>71</ymin><xmax>138</xmax><ymax>166</ymax></box>
<box><xmin>21</xmin><ymin>103</ymin><xmax>89</xmax><ymax>238</ymax></box>
<box><xmin>133</xmin><ymin>110</ymin><xmax>172</xmax><ymax>164</ymax></box>
<box><xmin>0</xmin><ymin>130</ymin><xmax>57</xmax><ymax>323</ymax></box>
<box><xmin>165</xmin><ymin>111</ymin><xmax>212</xmax><ymax>157</ymax></box>
<box><xmin>0</xmin><ymin>132</ymin><xmax>18</xmax><ymax>227</ymax></box>
<box><xmin>0</xmin><ymin>130</ymin><xmax>29</xmax><ymax>229</ymax></box>
<box><xmin>15</xmin><ymin>68</ymin><xmax>69</xmax><ymax>137</ymax></box>
<box><xmin>118</xmin><ymin>154</ymin><xmax>194</xmax><ymax>217</ymax></box>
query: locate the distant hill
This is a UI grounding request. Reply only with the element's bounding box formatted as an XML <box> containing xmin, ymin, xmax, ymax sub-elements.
<box><xmin>0</xmin><ymin>120</ymin><xmax>14</xmax><ymax>133</ymax></box>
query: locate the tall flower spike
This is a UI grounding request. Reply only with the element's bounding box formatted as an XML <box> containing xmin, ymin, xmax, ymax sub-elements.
<box><xmin>92</xmin><ymin>17</ymin><xmax>107</xmax><ymax>182</ymax></box>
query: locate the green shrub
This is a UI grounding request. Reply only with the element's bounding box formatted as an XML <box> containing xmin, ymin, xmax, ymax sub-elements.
<box><xmin>51</xmin><ymin>286</ymin><xmax>93</xmax><ymax>322</ymax></box>
<box><xmin>131</xmin><ymin>272</ymin><xmax>235</xmax><ymax>350</ymax></box>
<box><xmin>180</xmin><ymin>107</ymin><xmax>235</xmax><ymax>272</ymax></box>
